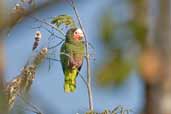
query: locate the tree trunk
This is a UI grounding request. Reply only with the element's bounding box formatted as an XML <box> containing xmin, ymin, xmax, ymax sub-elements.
<box><xmin>155</xmin><ymin>0</ymin><xmax>171</xmax><ymax>114</ymax></box>
<box><xmin>134</xmin><ymin>0</ymin><xmax>171</xmax><ymax>114</ymax></box>
<box><xmin>144</xmin><ymin>0</ymin><xmax>171</xmax><ymax>114</ymax></box>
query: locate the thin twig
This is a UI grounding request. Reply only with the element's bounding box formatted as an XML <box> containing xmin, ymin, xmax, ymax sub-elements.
<box><xmin>69</xmin><ymin>0</ymin><xmax>94</xmax><ymax>111</ymax></box>
<box><xmin>78</xmin><ymin>72</ymin><xmax>88</xmax><ymax>88</ymax></box>
<box><xmin>18</xmin><ymin>94</ymin><xmax>43</xmax><ymax>114</ymax></box>
<box><xmin>42</xmin><ymin>26</ymin><xmax>65</xmax><ymax>40</ymax></box>
<box><xmin>48</xmin><ymin>40</ymin><xmax>64</xmax><ymax>49</ymax></box>
<box><xmin>30</xmin><ymin>15</ymin><xmax>65</xmax><ymax>37</ymax></box>
<box><xmin>46</xmin><ymin>57</ymin><xmax>60</xmax><ymax>62</ymax></box>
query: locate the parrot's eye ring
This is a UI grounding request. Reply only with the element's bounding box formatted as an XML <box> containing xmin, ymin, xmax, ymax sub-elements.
<box><xmin>75</xmin><ymin>31</ymin><xmax>78</xmax><ymax>34</ymax></box>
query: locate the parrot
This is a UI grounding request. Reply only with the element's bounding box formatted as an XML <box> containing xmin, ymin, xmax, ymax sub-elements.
<box><xmin>60</xmin><ymin>28</ymin><xmax>85</xmax><ymax>93</ymax></box>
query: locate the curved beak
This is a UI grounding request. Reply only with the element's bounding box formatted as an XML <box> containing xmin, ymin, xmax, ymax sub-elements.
<box><xmin>78</xmin><ymin>32</ymin><xmax>84</xmax><ymax>38</ymax></box>
<box><xmin>74</xmin><ymin>28</ymin><xmax>84</xmax><ymax>40</ymax></box>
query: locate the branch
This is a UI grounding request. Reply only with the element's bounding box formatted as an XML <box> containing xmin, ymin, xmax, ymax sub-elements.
<box><xmin>5</xmin><ymin>48</ymin><xmax>48</xmax><ymax>111</ymax></box>
<box><xmin>48</xmin><ymin>40</ymin><xmax>64</xmax><ymax>49</ymax></box>
<box><xmin>41</xmin><ymin>24</ymin><xmax>65</xmax><ymax>41</ymax></box>
<box><xmin>69</xmin><ymin>0</ymin><xmax>94</xmax><ymax>111</ymax></box>
<box><xmin>30</xmin><ymin>16</ymin><xmax>66</xmax><ymax>37</ymax></box>
<box><xmin>18</xmin><ymin>94</ymin><xmax>43</xmax><ymax>114</ymax></box>
<box><xmin>46</xmin><ymin>57</ymin><xmax>60</xmax><ymax>62</ymax></box>
<box><xmin>6</xmin><ymin>0</ymin><xmax>61</xmax><ymax>31</ymax></box>
<box><xmin>78</xmin><ymin>72</ymin><xmax>88</xmax><ymax>88</ymax></box>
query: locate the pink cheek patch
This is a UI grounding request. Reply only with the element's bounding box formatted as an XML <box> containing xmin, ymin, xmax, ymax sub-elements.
<box><xmin>73</xmin><ymin>34</ymin><xmax>80</xmax><ymax>40</ymax></box>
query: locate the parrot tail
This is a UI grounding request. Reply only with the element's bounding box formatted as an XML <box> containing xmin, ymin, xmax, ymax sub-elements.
<box><xmin>64</xmin><ymin>69</ymin><xmax>78</xmax><ymax>93</ymax></box>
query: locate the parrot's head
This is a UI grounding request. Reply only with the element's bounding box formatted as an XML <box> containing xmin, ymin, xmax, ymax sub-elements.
<box><xmin>66</xmin><ymin>28</ymin><xmax>84</xmax><ymax>42</ymax></box>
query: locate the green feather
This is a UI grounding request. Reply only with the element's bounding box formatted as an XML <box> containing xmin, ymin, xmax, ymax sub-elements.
<box><xmin>60</xmin><ymin>28</ymin><xmax>84</xmax><ymax>93</ymax></box>
<box><xmin>64</xmin><ymin>68</ymin><xmax>77</xmax><ymax>92</ymax></box>
<box><xmin>51</xmin><ymin>15</ymin><xmax>76</xmax><ymax>28</ymax></box>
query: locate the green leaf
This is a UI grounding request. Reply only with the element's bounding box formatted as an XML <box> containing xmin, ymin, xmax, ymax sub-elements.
<box><xmin>51</xmin><ymin>14</ymin><xmax>76</xmax><ymax>28</ymax></box>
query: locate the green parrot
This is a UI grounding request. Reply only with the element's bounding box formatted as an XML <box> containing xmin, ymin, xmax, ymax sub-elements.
<box><xmin>60</xmin><ymin>28</ymin><xmax>85</xmax><ymax>93</ymax></box>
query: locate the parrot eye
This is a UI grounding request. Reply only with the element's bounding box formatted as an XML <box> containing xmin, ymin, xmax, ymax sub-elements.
<box><xmin>73</xmin><ymin>28</ymin><xmax>84</xmax><ymax>40</ymax></box>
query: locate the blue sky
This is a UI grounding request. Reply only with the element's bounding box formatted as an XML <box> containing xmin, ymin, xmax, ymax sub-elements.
<box><xmin>5</xmin><ymin>0</ymin><xmax>144</xmax><ymax>113</ymax></box>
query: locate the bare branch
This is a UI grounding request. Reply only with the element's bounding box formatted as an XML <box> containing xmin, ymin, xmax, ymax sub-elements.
<box><xmin>30</xmin><ymin>16</ymin><xmax>66</xmax><ymax>37</ymax></box>
<box><xmin>41</xmin><ymin>25</ymin><xmax>65</xmax><ymax>40</ymax></box>
<box><xmin>18</xmin><ymin>94</ymin><xmax>43</xmax><ymax>114</ymax></box>
<box><xmin>77</xmin><ymin>72</ymin><xmax>88</xmax><ymax>88</ymax></box>
<box><xmin>48</xmin><ymin>40</ymin><xmax>64</xmax><ymax>49</ymax></box>
<box><xmin>69</xmin><ymin>0</ymin><xmax>94</xmax><ymax>111</ymax></box>
<box><xmin>46</xmin><ymin>57</ymin><xmax>60</xmax><ymax>62</ymax></box>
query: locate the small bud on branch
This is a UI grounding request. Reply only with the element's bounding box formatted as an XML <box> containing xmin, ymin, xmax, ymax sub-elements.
<box><xmin>32</xmin><ymin>31</ymin><xmax>42</xmax><ymax>51</ymax></box>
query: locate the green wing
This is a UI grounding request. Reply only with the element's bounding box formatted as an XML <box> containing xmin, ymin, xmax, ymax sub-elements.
<box><xmin>60</xmin><ymin>41</ymin><xmax>85</xmax><ymax>93</ymax></box>
<box><xmin>60</xmin><ymin>43</ymin><xmax>69</xmax><ymax>73</ymax></box>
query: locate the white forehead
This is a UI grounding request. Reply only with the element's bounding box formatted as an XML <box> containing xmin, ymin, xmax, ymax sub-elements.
<box><xmin>75</xmin><ymin>28</ymin><xmax>83</xmax><ymax>33</ymax></box>
<box><xmin>36</xmin><ymin>31</ymin><xmax>41</xmax><ymax>34</ymax></box>
<box><xmin>15</xmin><ymin>3</ymin><xmax>20</xmax><ymax>7</ymax></box>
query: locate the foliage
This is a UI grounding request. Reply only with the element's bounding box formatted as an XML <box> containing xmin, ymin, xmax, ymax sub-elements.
<box><xmin>51</xmin><ymin>14</ymin><xmax>76</xmax><ymax>28</ymax></box>
<box><xmin>97</xmin><ymin>9</ymin><xmax>134</xmax><ymax>86</ymax></box>
<box><xmin>86</xmin><ymin>105</ymin><xmax>132</xmax><ymax>114</ymax></box>
<box><xmin>2</xmin><ymin>0</ymin><xmax>143</xmax><ymax>113</ymax></box>
<box><xmin>100</xmin><ymin>10</ymin><xmax>114</xmax><ymax>45</ymax></box>
<box><xmin>96</xmin><ymin>50</ymin><xmax>132</xmax><ymax>86</ymax></box>
<box><xmin>127</xmin><ymin>20</ymin><xmax>147</xmax><ymax>48</ymax></box>
<box><xmin>96</xmin><ymin>0</ymin><xmax>148</xmax><ymax>87</ymax></box>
